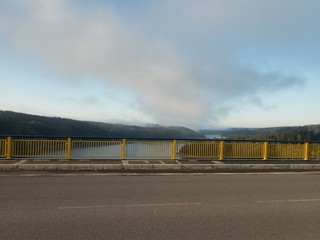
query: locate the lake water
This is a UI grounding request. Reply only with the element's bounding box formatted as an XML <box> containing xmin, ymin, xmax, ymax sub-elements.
<box><xmin>70</xmin><ymin>143</ymin><xmax>183</xmax><ymax>159</ymax></box>
<box><xmin>205</xmin><ymin>134</ymin><xmax>222</xmax><ymax>139</ymax></box>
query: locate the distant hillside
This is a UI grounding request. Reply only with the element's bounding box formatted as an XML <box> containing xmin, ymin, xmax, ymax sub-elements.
<box><xmin>199</xmin><ymin>125</ymin><xmax>320</xmax><ymax>141</ymax></box>
<box><xmin>0</xmin><ymin>111</ymin><xmax>205</xmax><ymax>139</ymax></box>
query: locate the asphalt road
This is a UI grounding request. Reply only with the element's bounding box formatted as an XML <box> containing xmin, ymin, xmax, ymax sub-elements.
<box><xmin>1</xmin><ymin>173</ymin><xmax>320</xmax><ymax>240</ymax></box>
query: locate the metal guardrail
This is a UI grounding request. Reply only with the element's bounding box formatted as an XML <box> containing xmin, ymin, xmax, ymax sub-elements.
<box><xmin>126</xmin><ymin>140</ymin><xmax>173</xmax><ymax>159</ymax></box>
<box><xmin>1</xmin><ymin>137</ymin><xmax>320</xmax><ymax>160</ymax></box>
<box><xmin>71</xmin><ymin>140</ymin><xmax>122</xmax><ymax>159</ymax></box>
<box><xmin>268</xmin><ymin>143</ymin><xmax>305</xmax><ymax>159</ymax></box>
<box><xmin>0</xmin><ymin>139</ymin><xmax>6</xmax><ymax>158</ymax></box>
<box><xmin>12</xmin><ymin>139</ymin><xmax>66</xmax><ymax>158</ymax></box>
<box><xmin>177</xmin><ymin>141</ymin><xmax>220</xmax><ymax>159</ymax></box>
<box><xmin>309</xmin><ymin>143</ymin><xmax>320</xmax><ymax>159</ymax></box>
<box><xmin>224</xmin><ymin>142</ymin><xmax>264</xmax><ymax>159</ymax></box>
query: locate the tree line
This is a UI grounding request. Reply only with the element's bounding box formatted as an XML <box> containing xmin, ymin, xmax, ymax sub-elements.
<box><xmin>0</xmin><ymin>111</ymin><xmax>205</xmax><ymax>139</ymax></box>
<box><xmin>226</xmin><ymin>127</ymin><xmax>320</xmax><ymax>142</ymax></box>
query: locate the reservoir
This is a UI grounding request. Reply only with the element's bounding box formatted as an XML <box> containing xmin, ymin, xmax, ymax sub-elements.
<box><xmin>70</xmin><ymin>142</ymin><xmax>179</xmax><ymax>159</ymax></box>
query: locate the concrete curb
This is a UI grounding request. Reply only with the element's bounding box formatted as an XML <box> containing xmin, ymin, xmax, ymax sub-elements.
<box><xmin>1</xmin><ymin>163</ymin><xmax>320</xmax><ymax>172</ymax></box>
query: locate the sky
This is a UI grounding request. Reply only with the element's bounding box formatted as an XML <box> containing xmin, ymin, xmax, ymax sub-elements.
<box><xmin>1</xmin><ymin>0</ymin><xmax>320</xmax><ymax>130</ymax></box>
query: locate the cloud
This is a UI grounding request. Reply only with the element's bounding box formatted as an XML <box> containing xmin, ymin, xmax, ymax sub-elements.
<box><xmin>0</xmin><ymin>0</ymin><xmax>314</xmax><ymax>128</ymax></box>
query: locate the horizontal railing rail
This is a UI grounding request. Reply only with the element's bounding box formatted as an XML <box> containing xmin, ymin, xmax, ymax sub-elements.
<box><xmin>1</xmin><ymin>136</ymin><xmax>320</xmax><ymax>160</ymax></box>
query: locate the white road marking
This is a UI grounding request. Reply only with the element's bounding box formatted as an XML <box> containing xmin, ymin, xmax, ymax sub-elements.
<box><xmin>58</xmin><ymin>202</ymin><xmax>203</xmax><ymax>210</ymax></box>
<box><xmin>122</xmin><ymin>160</ymin><xmax>129</xmax><ymax>165</ymax></box>
<box><xmin>211</xmin><ymin>161</ymin><xmax>224</xmax><ymax>164</ymax></box>
<box><xmin>13</xmin><ymin>160</ymin><xmax>28</xmax><ymax>165</ymax></box>
<box><xmin>257</xmin><ymin>198</ymin><xmax>320</xmax><ymax>203</ymax></box>
<box><xmin>159</xmin><ymin>161</ymin><xmax>165</xmax><ymax>164</ymax></box>
<box><xmin>1</xmin><ymin>171</ymin><xmax>320</xmax><ymax>178</ymax></box>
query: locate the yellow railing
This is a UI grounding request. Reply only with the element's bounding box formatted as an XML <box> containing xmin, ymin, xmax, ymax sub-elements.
<box><xmin>177</xmin><ymin>141</ymin><xmax>220</xmax><ymax>159</ymax></box>
<box><xmin>309</xmin><ymin>143</ymin><xmax>320</xmax><ymax>159</ymax></box>
<box><xmin>126</xmin><ymin>140</ymin><xmax>173</xmax><ymax>159</ymax></box>
<box><xmin>1</xmin><ymin>137</ymin><xmax>320</xmax><ymax>161</ymax></box>
<box><xmin>0</xmin><ymin>139</ymin><xmax>6</xmax><ymax>158</ymax></box>
<box><xmin>71</xmin><ymin>140</ymin><xmax>122</xmax><ymax>159</ymax></box>
<box><xmin>224</xmin><ymin>142</ymin><xmax>264</xmax><ymax>159</ymax></box>
<box><xmin>12</xmin><ymin>139</ymin><xmax>66</xmax><ymax>158</ymax></box>
<box><xmin>268</xmin><ymin>143</ymin><xmax>305</xmax><ymax>159</ymax></box>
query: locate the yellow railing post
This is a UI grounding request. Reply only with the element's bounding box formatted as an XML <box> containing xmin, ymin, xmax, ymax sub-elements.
<box><xmin>66</xmin><ymin>138</ymin><xmax>72</xmax><ymax>160</ymax></box>
<box><xmin>121</xmin><ymin>139</ymin><xmax>127</xmax><ymax>160</ymax></box>
<box><xmin>263</xmin><ymin>142</ymin><xmax>269</xmax><ymax>160</ymax></box>
<box><xmin>172</xmin><ymin>140</ymin><xmax>177</xmax><ymax>160</ymax></box>
<box><xmin>304</xmin><ymin>142</ymin><xmax>309</xmax><ymax>161</ymax></box>
<box><xmin>6</xmin><ymin>137</ymin><xmax>12</xmax><ymax>160</ymax></box>
<box><xmin>219</xmin><ymin>141</ymin><xmax>224</xmax><ymax>160</ymax></box>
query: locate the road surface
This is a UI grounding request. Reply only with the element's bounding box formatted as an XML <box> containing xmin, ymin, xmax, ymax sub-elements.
<box><xmin>1</xmin><ymin>172</ymin><xmax>320</xmax><ymax>239</ymax></box>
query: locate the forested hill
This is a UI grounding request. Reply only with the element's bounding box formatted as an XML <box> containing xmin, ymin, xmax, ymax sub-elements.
<box><xmin>0</xmin><ymin>111</ymin><xmax>205</xmax><ymax>139</ymax></box>
<box><xmin>200</xmin><ymin>125</ymin><xmax>320</xmax><ymax>141</ymax></box>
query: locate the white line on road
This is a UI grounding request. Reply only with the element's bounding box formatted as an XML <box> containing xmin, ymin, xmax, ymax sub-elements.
<box><xmin>122</xmin><ymin>160</ymin><xmax>129</xmax><ymax>165</ymax></box>
<box><xmin>2</xmin><ymin>172</ymin><xmax>320</xmax><ymax>178</ymax></box>
<box><xmin>13</xmin><ymin>160</ymin><xmax>28</xmax><ymax>165</ymax></box>
<box><xmin>58</xmin><ymin>202</ymin><xmax>203</xmax><ymax>210</ymax></box>
<box><xmin>256</xmin><ymin>199</ymin><xmax>320</xmax><ymax>203</ymax></box>
<box><xmin>211</xmin><ymin>161</ymin><xmax>224</xmax><ymax>164</ymax></box>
